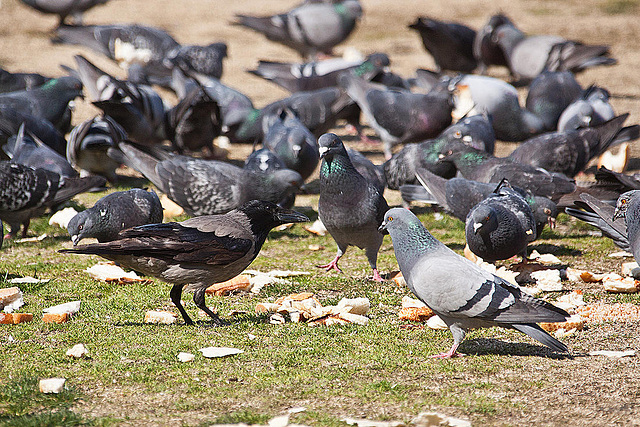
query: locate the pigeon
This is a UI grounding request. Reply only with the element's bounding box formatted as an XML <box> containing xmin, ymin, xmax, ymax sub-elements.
<box><xmin>248</xmin><ymin>53</ymin><xmax>390</xmax><ymax>93</ymax></box>
<box><xmin>383</xmin><ymin>137</ymin><xmax>457</xmax><ymax>190</ymax></box>
<box><xmin>262</xmin><ymin>109</ymin><xmax>319</xmax><ymax>181</ymax></box>
<box><xmin>508</xmin><ymin>114</ymin><xmax>639</xmax><ymax>177</ymax></box>
<box><xmin>452</xmin><ymin>74</ymin><xmax>546</xmax><ymax>142</ymax></box>
<box><xmin>67</xmin><ymin>188</ymin><xmax>163</xmax><ymax>245</ymax></box>
<box><xmin>54</xmin><ymin>24</ymin><xmax>180</xmax><ymax>71</ymax></box>
<box><xmin>525</xmin><ymin>71</ymin><xmax>583</xmax><ymax>131</ymax></box>
<box><xmin>379</xmin><ymin>207</ymin><xmax>570</xmax><ymax>357</ymax></box>
<box><xmin>0</xmin><ymin>161</ymin><xmax>105</xmax><ymax>238</ymax></box>
<box><xmin>339</xmin><ymin>73</ymin><xmax>453</xmax><ymax>159</ymax></box>
<box><xmin>19</xmin><ymin>0</ymin><xmax>110</xmax><ymax>25</ymax></box>
<box><xmin>565</xmin><ymin>192</ymin><xmax>640</xmax><ymax>263</ymax></box>
<box><xmin>61</xmin><ymin>200</ymin><xmax>309</xmax><ymax>325</ymax></box>
<box><xmin>0</xmin><ymin>76</ymin><xmax>84</xmax><ymax>134</ymax></box>
<box><xmin>400</xmin><ymin>167</ymin><xmax>557</xmax><ymax>238</ymax></box>
<box><xmin>473</xmin><ymin>14</ymin><xmax>515</xmax><ymax>74</ymax></box>
<box><xmin>408</xmin><ymin>17</ymin><xmax>477</xmax><ymax>73</ymax></box>
<box><xmin>317</xmin><ymin>133</ymin><xmax>388</xmax><ymax>281</ymax></box>
<box><xmin>0</xmin><ymin>106</ymin><xmax>67</xmax><ymax>156</ymax></box>
<box><xmin>163</xmin><ymin>43</ymin><xmax>227</xmax><ymax>81</ymax></box>
<box><xmin>67</xmin><ymin>116</ymin><xmax>126</xmax><ymax>183</ymax></box>
<box><xmin>3</xmin><ymin>124</ymin><xmax>78</xmax><ymax>178</ymax></box>
<box><xmin>73</xmin><ymin>55</ymin><xmax>166</xmax><ymax>144</ymax></box>
<box><xmin>0</xmin><ymin>67</ymin><xmax>51</xmax><ymax>94</ymax></box>
<box><xmin>557</xmin><ymin>85</ymin><xmax>616</xmax><ymax>132</ymax></box>
<box><xmin>244</xmin><ymin>147</ymin><xmax>287</xmax><ymax>174</ymax></box>
<box><xmin>346</xmin><ymin>148</ymin><xmax>386</xmax><ymax>194</ymax></box>
<box><xmin>233</xmin><ymin>0</ymin><xmax>363</xmax><ymax>59</ymax></box>
<box><xmin>439</xmin><ymin>113</ymin><xmax>496</xmax><ymax>155</ymax></box>
<box><xmin>465</xmin><ymin>182</ymin><xmax>537</xmax><ymax>262</ymax></box>
<box><xmin>437</xmin><ymin>139</ymin><xmax>576</xmax><ymax>201</ymax></box>
<box><xmin>164</xmin><ymin>86</ymin><xmax>222</xmax><ymax>156</ymax></box>
<box><xmin>494</xmin><ymin>23</ymin><xmax>616</xmax><ymax>83</ymax></box>
<box><xmin>110</xmin><ymin>142</ymin><xmax>303</xmax><ymax>216</ymax></box>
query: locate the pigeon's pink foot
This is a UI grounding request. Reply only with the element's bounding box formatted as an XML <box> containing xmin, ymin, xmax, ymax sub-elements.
<box><xmin>317</xmin><ymin>257</ymin><xmax>343</xmax><ymax>273</ymax></box>
<box><xmin>430</xmin><ymin>344</ymin><xmax>464</xmax><ymax>359</ymax></box>
<box><xmin>371</xmin><ymin>269</ymin><xmax>384</xmax><ymax>282</ymax></box>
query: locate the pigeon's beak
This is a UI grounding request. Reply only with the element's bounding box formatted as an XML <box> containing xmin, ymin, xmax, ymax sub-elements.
<box><xmin>473</xmin><ymin>222</ymin><xmax>482</xmax><ymax>234</ymax></box>
<box><xmin>318</xmin><ymin>146</ymin><xmax>329</xmax><ymax>159</ymax></box>
<box><xmin>276</xmin><ymin>210</ymin><xmax>309</xmax><ymax>224</ymax></box>
<box><xmin>378</xmin><ymin>222</ymin><xmax>389</xmax><ymax>235</ymax></box>
<box><xmin>71</xmin><ymin>234</ymin><xmax>80</xmax><ymax>246</ymax></box>
<box><xmin>548</xmin><ymin>217</ymin><xmax>556</xmax><ymax>229</ymax></box>
<box><xmin>612</xmin><ymin>209</ymin><xmax>623</xmax><ymax>222</ymax></box>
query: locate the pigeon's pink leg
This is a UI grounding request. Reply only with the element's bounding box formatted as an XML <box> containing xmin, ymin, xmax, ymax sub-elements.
<box><xmin>372</xmin><ymin>268</ymin><xmax>384</xmax><ymax>282</ymax></box>
<box><xmin>430</xmin><ymin>343</ymin><xmax>465</xmax><ymax>359</ymax></box>
<box><xmin>317</xmin><ymin>255</ymin><xmax>343</xmax><ymax>273</ymax></box>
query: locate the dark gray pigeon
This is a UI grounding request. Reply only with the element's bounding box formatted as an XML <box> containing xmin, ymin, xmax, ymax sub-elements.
<box><xmin>439</xmin><ymin>113</ymin><xmax>495</xmax><ymax>154</ymax></box>
<box><xmin>0</xmin><ymin>67</ymin><xmax>51</xmax><ymax>94</ymax></box>
<box><xmin>233</xmin><ymin>0</ymin><xmax>363</xmax><ymax>59</ymax></box>
<box><xmin>508</xmin><ymin>114</ymin><xmax>639</xmax><ymax>178</ymax></box>
<box><xmin>379</xmin><ymin>207</ymin><xmax>570</xmax><ymax>357</ymax></box>
<box><xmin>557</xmin><ymin>85</ymin><xmax>616</xmax><ymax>132</ymax></box>
<box><xmin>263</xmin><ymin>109</ymin><xmax>319</xmax><ymax>181</ymax></box>
<box><xmin>0</xmin><ymin>106</ymin><xmax>66</xmax><ymax>156</ymax></box>
<box><xmin>0</xmin><ymin>161</ymin><xmax>105</xmax><ymax>238</ymax></box>
<box><xmin>0</xmin><ymin>76</ymin><xmax>83</xmax><ymax>134</ymax></box>
<box><xmin>473</xmin><ymin>14</ymin><xmax>515</xmax><ymax>74</ymax></box>
<box><xmin>437</xmin><ymin>139</ymin><xmax>576</xmax><ymax>201</ymax></box>
<box><xmin>61</xmin><ymin>200</ymin><xmax>308</xmax><ymax>325</ymax></box>
<box><xmin>73</xmin><ymin>55</ymin><xmax>166</xmax><ymax>145</ymax></box>
<box><xmin>465</xmin><ymin>182</ymin><xmax>537</xmax><ymax>262</ymax></box>
<box><xmin>244</xmin><ymin>147</ymin><xmax>287</xmax><ymax>174</ymax></box>
<box><xmin>111</xmin><ymin>142</ymin><xmax>303</xmax><ymax>216</ymax></box>
<box><xmin>317</xmin><ymin>133</ymin><xmax>388</xmax><ymax>281</ymax></box>
<box><xmin>346</xmin><ymin>148</ymin><xmax>386</xmax><ymax>195</ymax></box>
<box><xmin>164</xmin><ymin>43</ymin><xmax>227</xmax><ymax>81</ymax></box>
<box><xmin>408</xmin><ymin>17</ymin><xmax>477</xmax><ymax>73</ymax></box>
<box><xmin>494</xmin><ymin>24</ymin><xmax>616</xmax><ymax>83</ymax></box>
<box><xmin>19</xmin><ymin>0</ymin><xmax>110</xmax><ymax>25</ymax></box>
<box><xmin>164</xmin><ymin>86</ymin><xmax>221</xmax><ymax>156</ymax></box>
<box><xmin>67</xmin><ymin>188</ymin><xmax>163</xmax><ymax>245</ymax></box>
<box><xmin>566</xmin><ymin>192</ymin><xmax>640</xmax><ymax>266</ymax></box>
<box><xmin>340</xmin><ymin>73</ymin><xmax>453</xmax><ymax>159</ymax></box>
<box><xmin>404</xmin><ymin>168</ymin><xmax>557</xmax><ymax>237</ymax></box>
<box><xmin>67</xmin><ymin>115</ymin><xmax>127</xmax><ymax>183</ymax></box>
<box><xmin>525</xmin><ymin>71</ymin><xmax>583</xmax><ymax>131</ymax></box>
<box><xmin>248</xmin><ymin>53</ymin><xmax>390</xmax><ymax>93</ymax></box>
<box><xmin>452</xmin><ymin>74</ymin><xmax>546</xmax><ymax>142</ymax></box>
<box><xmin>3</xmin><ymin>124</ymin><xmax>78</xmax><ymax>178</ymax></box>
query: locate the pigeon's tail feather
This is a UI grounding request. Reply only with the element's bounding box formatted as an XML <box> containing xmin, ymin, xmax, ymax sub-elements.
<box><xmin>53</xmin><ymin>175</ymin><xmax>106</xmax><ymax>205</ymax></box>
<box><xmin>233</xmin><ymin>14</ymin><xmax>289</xmax><ymax>41</ymax></box>
<box><xmin>415</xmin><ymin>167</ymin><xmax>449</xmax><ymax>210</ymax></box>
<box><xmin>565</xmin><ymin>206</ymin><xmax>630</xmax><ymax>250</ymax></box>
<box><xmin>590</xmin><ymin>114</ymin><xmax>629</xmax><ymax>155</ymax></box>
<box><xmin>612</xmin><ymin>125</ymin><xmax>640</xmax><ymax>146</ymax></box>
<box><xmin>512</xmin><ymin>323</ymin><xmax>569</xmax><ymax>353</ymax></box>
<box><xmin>112</xmin><ymin>142</ymin><xmax>165</xmax><ymax>190</ymax></box>
<box><xmin>54</xmin><ymin>25</ymin><xmax>110</xmax><ymax>57</ymax></box>
<box><xmin>399</xmin><ymin>185</ymin><xmax>436</xmax><ymax>204</ymax></box>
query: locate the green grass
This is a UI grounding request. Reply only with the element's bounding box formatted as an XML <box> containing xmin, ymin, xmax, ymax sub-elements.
<box><xmin>1</xmin><ymin>198</ymin><xmax>639</xmax><ymax>425</ymax></box>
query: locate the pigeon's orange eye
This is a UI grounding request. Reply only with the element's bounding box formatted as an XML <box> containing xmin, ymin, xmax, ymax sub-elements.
<box><xmin>388</xmin><ymin>216</ymin><xmax>393</xmax><ymax>222</ymax></box>
<box><xmin>78</xmin><ymin>225</ymin><xmax>83</xmax><ymax>230</ymax></box>
<box><xmin>454</xmin><ymin>131</ymin><xmax>462</xmax><ymax>138</ymax></box>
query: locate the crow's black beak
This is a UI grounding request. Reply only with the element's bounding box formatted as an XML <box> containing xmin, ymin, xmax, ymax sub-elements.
<box><xmin>277</xmin><ymin>210</ymin><xmax>309</xmax><ymax>224</ymax></box>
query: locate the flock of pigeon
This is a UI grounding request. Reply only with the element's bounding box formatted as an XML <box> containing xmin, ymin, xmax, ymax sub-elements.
<box><xmin>2</xmin><ymin>0</ymin><xmax>640</xmax><ymax>358</ymax></box>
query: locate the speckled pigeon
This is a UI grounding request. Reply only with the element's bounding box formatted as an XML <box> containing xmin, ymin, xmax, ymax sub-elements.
<box><xmin>317</xmin><ymin>133</ymin><xmax>388</xmax><ymax>281</ymax></box>
<box><xmin>379</xmin><ymin>207</ymin><xmax>570</xmax><ymax>357</ymax></box>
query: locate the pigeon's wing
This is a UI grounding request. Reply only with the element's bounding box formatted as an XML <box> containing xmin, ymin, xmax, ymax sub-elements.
<box><xmin>415</xmin><ymin>167</ymin><xmax>449</xmax><ymax>210</ymax></box>
<box><xmin>490</xmin><ymin>163</ymin><xmax>575</xmax><ymax>199</ymax></box>
<box><xmin>65</xmin><ymin>221</ymin><xmax>253</xmax><ymax>265</ymax></box>
<box><xmin>565</xmin><ymin>193</ymin><xmax>630</xmax><ymax>250</ymax></box>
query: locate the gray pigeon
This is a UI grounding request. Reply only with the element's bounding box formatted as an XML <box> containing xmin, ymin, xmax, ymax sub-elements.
<box><xmin>0</xmin><ymin>76</ymin><xmax>83</xmax><ymax>134</ymax></box>
<box><xmin>346</xmin><ymin>148</ymin><xmax>386</xmax><ymax>195</ymax></box>
<box><xmin>0</xmin><ymin>161</ymin><xmax>105</xmax><ymax>238</ymax></box>
<box><xmin>3</xmin><ymin>124</ymin><xmax>78</xmax><ymax>178</ymax></box>
<box><xmin>439</xmin><ymin>113</ymin><xmax>495</xmax><ymax>154</ymax></box>
<box><xmin>73</xmin><ymin>55</ymin><xmax>166</xmax><ymax>145</ymax></box>
<box><xmin>0</xmin><ymin>106</ymin><xmax>67</xmax><ymax>156</ymax></box>
<box><xmin>452</xmin><ymin>74</ymin><xmax>546</xmax><ymax>142</ymax></box>
<box><xmin>473</xmin><ymin>14</ymin><xmax>515</xmax><ymax>74</ymax></box>
<box><xmin>379</xmin><ymin>207</ymin><xmax>570</xmax><ymax>357</ymax></box>
<box><xmin>61</xmin><ymin>200</ymin><xmax>308</xmax><ymax>325</ymax></box>
<box><xmin>408</xmin><ymin>17</ymin><xmax>477</xmax><ymax>73</ymax></box>
<box><xmin>263</xmin><ymin>109</ymin><xmax>319</xmax><ymax>181</ymax></box>
<box><xmin>557</xmin><ymin>85</ymin><xmax>616</xmax><ymax>132</ymax></box>
<box><xmin>340</xmin><ymin>73</ymin><xmax>453</xmax><ymax>159</ymax></box>
<box><xmin>67</xmin><ymin>115</ymin><xmax>127</xmax><ymax>183</ymax></box>
<box><xmin>248</xmin><ymin>53</ymin><xmax>390</xmax><ymax>93</ymax></box>
<box><xmin>233</xmin><ymin>0</ymin><xmax>363</xmax><ymax>59</ymax></box>
<box><xmin>494</xmin><ymin>24</ymin><xmax>616</xmax><ymax>83</ymax></box>
<box><xmin>0</xmin><ymin>67</ymin><xmax>51</xmax><ymax>94</ymax></box>
<box><xmin>317</xmin><ymin>133</ymin><xmax>388</xmax><ymax>281</ymax></box>
<box><xmin>525</xmin><ymin>71</ymin><xmax>583</xmax><ymax>131</ymax></box>
<box><xmin>19</xmin><ymin>0</ymin><xmax>110</xmax><ymax>25</ymax></box>
<box><xmin>244</xmin><ymin>147</ymin><xmax>287</xmax><ymax>174</ymax></box>
<box><xmin>110</xmin><ymin>142</ymin><xmax>303</xmax><ymax>216</ymax></box>
<box><xmin>164</xmin><ymin>43</ymin><xmax>227</xmax><ymax>81</ymax></box>
<box><xmin>67</xmin><ymin>188</ymin><xmax>163</xmax><ymax>245</ymax></box>
<box><xmin>508</xmin><ymin>114</ymin><xmax>639</xmax><ymax>178</ymax></box>
<box><xmin>465</xmin><ymin>182</ymin><xmax>537</xmax><ymax>262</ymax></box>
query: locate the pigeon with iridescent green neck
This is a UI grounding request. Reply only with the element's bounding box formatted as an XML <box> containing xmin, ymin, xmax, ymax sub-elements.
<box><xmin>379</xmin><ymin>207</ymin><xmax>570</xmax><ymax>358</ymax></box>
